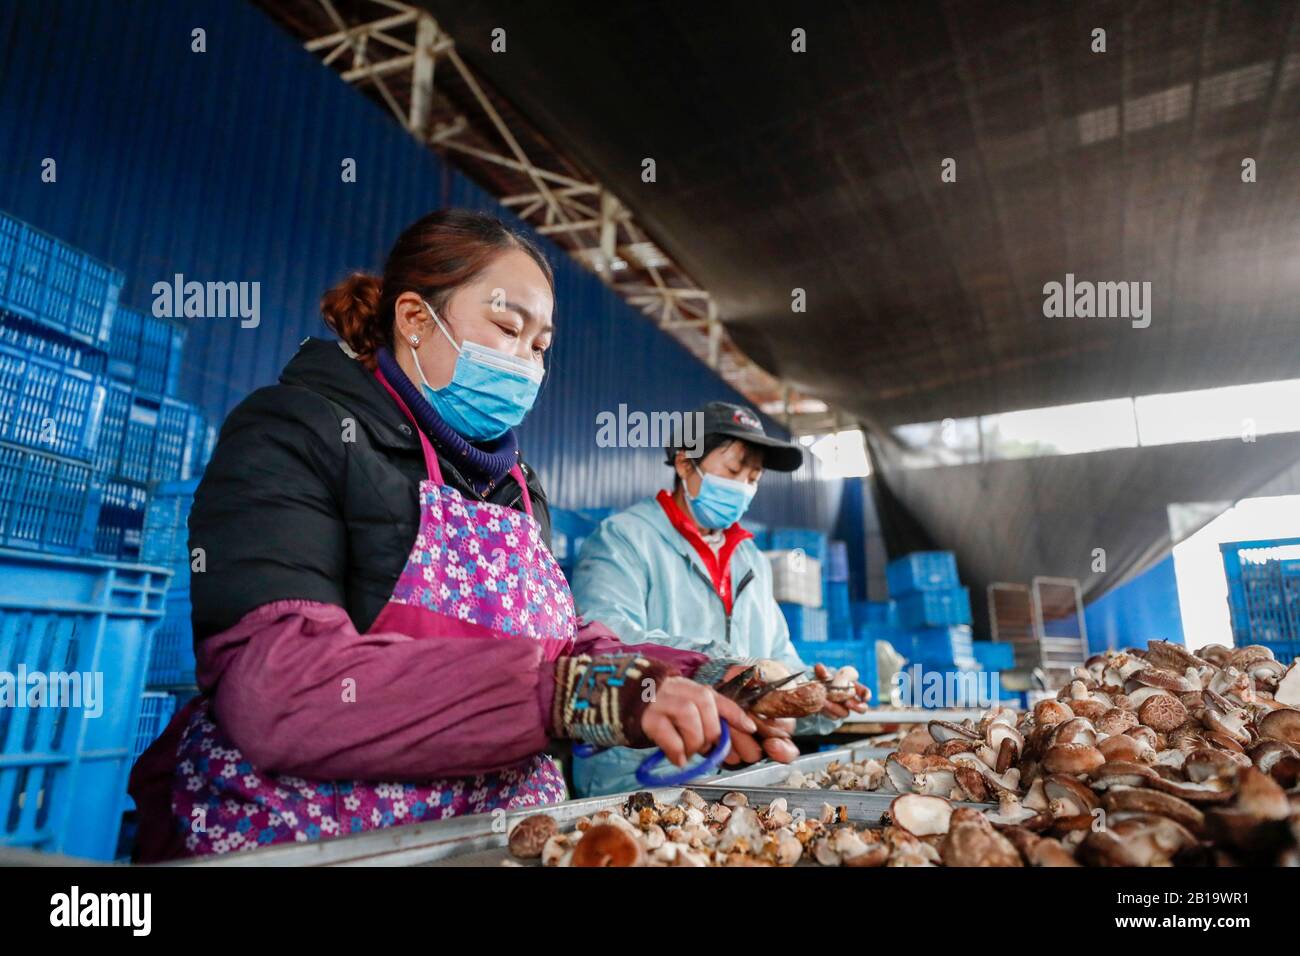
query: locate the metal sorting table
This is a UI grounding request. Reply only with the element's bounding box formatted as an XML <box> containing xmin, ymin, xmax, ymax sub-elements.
<box><xmin>175</xmin><ymin>741</ymin><xmax>992</xmax><ymax>867</ymax></box>
<box><xmin>178</xmin><ymin>783</ymin><xmax>977</xmax><ymax>867</ymax></box>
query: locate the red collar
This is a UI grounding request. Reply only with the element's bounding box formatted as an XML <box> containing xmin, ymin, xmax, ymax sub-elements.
<box><xmin>656</xmin><ymin>489</ymin><xmax>753</xmax><ymax>614</ymax></box>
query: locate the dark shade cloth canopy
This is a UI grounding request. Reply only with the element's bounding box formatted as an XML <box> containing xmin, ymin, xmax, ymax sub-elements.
<box><xmin>424</xmin><ymin>0</ymin><xmax>1300</xmax><ymax>607</ymax></box>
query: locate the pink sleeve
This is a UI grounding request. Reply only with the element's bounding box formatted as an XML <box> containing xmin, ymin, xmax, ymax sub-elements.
<box><xmin>199</xmin><ymin>600</ymin><xmax>559</xmax><ymax>780</ymax></box>
<box><xmin>570</xmin><ymin>615</ymin><xmax>710</xmax><ymax>677</ymax></box>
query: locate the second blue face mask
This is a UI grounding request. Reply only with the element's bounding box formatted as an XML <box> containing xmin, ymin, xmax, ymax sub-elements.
<box><xmin>411</xmin><ymin>299</ymin><xmax>544</xmax><ymax>442</ymax></box>
<box><xmin>687</xmin><ymin>462</ymin><xmax>757</xmax><ymax>529</ymax></box>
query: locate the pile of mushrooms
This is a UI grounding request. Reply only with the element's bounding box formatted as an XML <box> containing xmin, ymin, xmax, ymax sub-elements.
<box><xmin>786</xmin><ymin>757</ymin><xmax>887</xmax><ymax>791</ymax></box>
<box><xmin>876</xmin><ymin>640</ymin><xmax>1300</xmax><ymax>865</ymax></box>
<box><xmin>507</xmin><ymin>790</ymin><xmax>842</xmax><ymax>867</ymax></box>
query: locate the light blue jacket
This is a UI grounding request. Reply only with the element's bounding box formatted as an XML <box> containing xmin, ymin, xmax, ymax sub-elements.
<box><xmin>569</xmin><ymin>494</ymin><xmax>839</xmax><ymax>796</ymax></box>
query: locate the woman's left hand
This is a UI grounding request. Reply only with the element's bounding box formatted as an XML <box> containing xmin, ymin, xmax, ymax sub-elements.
<box><xmin>813</xmin><ymin>662</ymin><xmax>871</xmax><ymax>720</ymax></box>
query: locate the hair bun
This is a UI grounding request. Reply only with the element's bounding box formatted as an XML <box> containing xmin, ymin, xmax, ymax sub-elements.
<box><xmin>321</xmin><ymin>273</ymin><xmax>385</xmax><ymax>367</ymax></box>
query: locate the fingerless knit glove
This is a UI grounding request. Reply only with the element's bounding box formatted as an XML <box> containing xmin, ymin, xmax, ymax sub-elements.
<box><xmin>552</xmin><ymin>653</ymin><xmax>678</xmax><ymax>749</ymax></box>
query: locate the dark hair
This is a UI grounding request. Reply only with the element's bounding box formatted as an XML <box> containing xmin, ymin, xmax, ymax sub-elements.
<box><xmin>321</xmin><ymin>209</ymin><xmax>554</xmax><ymax>369</ymax></box>
<box><xmin>670</xmin><ymin>435</ymin><xmax>736</xmax><ymax>488</ymax></box>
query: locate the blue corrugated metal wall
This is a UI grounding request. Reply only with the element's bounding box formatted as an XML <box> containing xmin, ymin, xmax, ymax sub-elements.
<box><xmin>0</xmin><ymin>0</ymin><xmax>842</xmax><ymax>528</ymax></box>
<box><xmin>1084</xmin><ymin>555</ymin><xmax>1186</xmax><ymax>652</ymax></box>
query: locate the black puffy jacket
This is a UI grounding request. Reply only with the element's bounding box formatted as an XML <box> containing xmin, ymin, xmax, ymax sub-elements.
<box><xmin>188</xmin><ymin>337</ymin><xmax>551</xmax><ymax>641</ymax></box>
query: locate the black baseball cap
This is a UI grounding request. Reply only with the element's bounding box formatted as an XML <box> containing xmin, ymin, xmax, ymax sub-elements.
<box><xmin>665</xmin><ymin>401</ymin><xmax>804</xmax><ymax>473</ymax></box>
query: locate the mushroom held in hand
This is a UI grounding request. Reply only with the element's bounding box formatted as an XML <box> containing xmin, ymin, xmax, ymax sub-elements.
<box><xmin>753</xmin><ymin>679</ymin><xmax>827</xmax><ymax>718</ymax></box>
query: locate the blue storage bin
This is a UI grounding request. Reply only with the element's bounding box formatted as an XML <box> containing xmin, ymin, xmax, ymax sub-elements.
<box><xmin>853</xmin><ymin>600</ymin><xmax>897</xmax><ymax>629</ymax></box>
<box><xmin>93</xmin><ymin>479</ymin><xmax>147</xmax><ymax>561</ymax></box>
<box><xmin>0</xmin><ymin>343</ymin><xmax>105</xmax><ymax>461</ymax></box>
<box><xmin>141</xmin><ymin>477</ymin><xmax>199</xmax><ymax>567</ymax></box>
<box><xmin>549</xmin><ymin>508</ymin><xmax>600</xmax><ymax>565</ymax></box>
<box><xmin>184</xmin><ymin>410</ymin><xmax>215</xmax><ymax>479</ymax></box>
<box><xmin>886</xmin><ymin>551</ymin><xmax>959</xmax><ymax>595</ymax></box>
<box><xmin>134</xmin><ymin>313</ymin><xmax>186</xmax><ymax>397</ymax></box>
<box><xmin>0</xmin><ymin>214</ymin><xmax>21</xmax><ymax>300</ymax></box>
<box><xmin>4</xmin><ymin>221</ymin><xmax>51</xmax><ymax>318</ymax></box>
<box><xmin>149</xmin><ymin>398</ymin><xmax>190</xmax><ymax>481</ymax></box>
<box><xmin>130</xmin><ymin>692</ymin><xmax>177</xmax><ymax>765</ymax></box>
<box><xmin>897</xmin><ymin>587</ymin><xmax>971</xmax><ymax>628</ymax></box>
<box><xmin>825</xmin><ymin>540</ymin><xmax>849</xmax><ymax>581</ymax></box>
<box><xmin>93</xmin><ymin>380</ymin><xmax>131</xmax><ymax>475</ymax></box>
<box><xmin>770</xmin><ymin>528</ymin><xmax>829</xmax><ymax>566</ymax></box>
<box><xmin>0</xmin><ymin>548</ymin><xmax>170</xmax><ymax>859</ymax></box>
<box><xmin>0</xmin><ymin>309</ymin><xmax>105</xmax><ymax>375</ymax></box>
<box><xmin>119</xmin><ymin>396</ymin><xmax>163</xmax><ymax>483</ymax></box>
<box><xmin>76</xmin><ymin>258</ymin><xmax>122</xmax><ymax>348</ymax></box>
<box><xmin>825</xmin><ymin>579</ymin><xmax>851</xmax><ymax>626</ymax></box>
<box><xmin>780</xmin><ymin>603</ymin><xmax>828</xmax><ymax>643</ymax></box>
<box><xmin>791</xmin><ymin>638</ymin><xmax>879</xmax><ymax>701</ymax></box>
<box><xmin>106</xmin><ymin>304</ymin><xmax>142</xmax><ymax>380</ymax></box>
<box><xmin>148</xmin><ymin>590</ymin><xmax>196</xmax><ymax>687</ymax></box>
<box><xmin>899</xmin><ymin>625</ymin><xmax>974</xmax><ymax>664</ymax></box>
<box><xmin>971</xmin><ymin>640</ymin><xmax>1016</xmax><ymax>671</ymax></box>
<box><xmin>0</xmin><ymin>442</ymin><xmax>100</xmax><ymax>553</ymax></box>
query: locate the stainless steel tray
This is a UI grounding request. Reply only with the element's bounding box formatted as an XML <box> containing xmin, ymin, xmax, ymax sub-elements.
<box><xmin>178</xmin><ymin>783</ymin><xmax>982</xmax><ymax>867</ymax></box>
<box><xmin>698</xmin><ymin>743</ymin><xmax>894</xmax><ymax>787</ymax></box>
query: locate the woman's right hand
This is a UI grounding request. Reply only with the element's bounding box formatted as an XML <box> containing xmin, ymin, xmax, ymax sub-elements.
<box><xmin>639</xmin><ymin>675</ymin><xmax>757</xmax><ymax>768</ymax></box>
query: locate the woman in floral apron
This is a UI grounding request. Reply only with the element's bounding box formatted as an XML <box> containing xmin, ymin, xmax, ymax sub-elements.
<box><xmin>129</xmin><ymin>210</ymin><xmax>781</xmax><ymax>861</ymax></box>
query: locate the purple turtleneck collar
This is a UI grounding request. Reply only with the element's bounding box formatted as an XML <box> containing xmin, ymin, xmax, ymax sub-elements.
<box><xmin>375</xmin><ymin>346</ymin><xmax>519</xmax><ymax>494</ymax></box>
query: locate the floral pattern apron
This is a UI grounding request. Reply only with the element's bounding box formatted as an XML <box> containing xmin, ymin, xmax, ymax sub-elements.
<box><xmin>167</xmin><ymin>372</ymin><xmax>574</xmax><ymax>856</ymax></box>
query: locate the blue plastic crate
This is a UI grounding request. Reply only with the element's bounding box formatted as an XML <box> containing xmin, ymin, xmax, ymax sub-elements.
<box><xmin>825</xmin><ymin>540</ymin><xmax>849</xmax><ymax>581</ymax></box>
<box><xmin>0</xmin><ymin>214</ymin><xmax>21</xmax><ymax>299</ymax></box>
<box><xmin>0</xmin><ymin>309</ymin><xmax>106</xmax><ymax>375</ymax></box>
<box><xmin>780</xmin><ymin>603</ymin><xmax>828</xmax><ymax>643</ymax></box>
<box><xmin>134</xmin><ymin>313</ymin><xmax>186</xmax><ymax>397</ymax></box>
<box><xmin>769</xmin><ymin>528</ymin><xmax>829</xmax><ymax>566</ymax></box>
<box><xmin>1220</xmin><ymin>538</ymin><xmax>1300</xmax><ymax>645</ymax></box>
<box><xmin>150</xmin><ymin>398</ymin><xmax>190</xmax><ymax>481</ymax></box>
<box><xmin>792</xmin><ymin>638</ymin><xmax>879</xmax><ymax>701</ymax></box>
<box><xmin>971</xmin><ymin>640</ymin><xmax>1016</xmax><ymax>671</ymax></box>
<box><xmin>897</xmin><ymin>587</ymin><xmax>971</xmax><ymax>628</ymax></box>
<box><xmin>853</xmin><ymin>600</ymin><xmax>897</xmax><ymax>629</ymax></box>
<box><xmin>902</xmin><ymin>625</ymin><xmax>974</xmax><ymax>663</ymax></box>
<box><xmin>148</xmin><ymin>590</ymin><xmax>196</xmax><ymax>687</ymax></box>
<box><xmin>40</xmin><ymin>241</ymin><xmax>83</xmax><ymax>333</ymax></box>
<box><xmin>5</xmin><ymin>222</ymin><xmax>51</xmax><ymax>318</ymax></box>
<box><xmin>119</xmin><ymin>396</ymin><xmax>160</xmax><ymax>483</ymax></box>
<box><xmin>825</xmin><ymin>579</ymin><xmax>851</xmax><ymax>625</ymax></box>
<box><xmin>0</xmin><ymin>342</ymin><xmax>105</xmax><ymax>460</ymax></box>
<box><xmin>886</xmin><ymin>551</ymin><xmax>959</xmax><ymax>595</ymax></box>
<box><xmin>93</xmin><ymin>479</ymin><xmax>148</xmax><ymax>561</ymax></box>
<box><xmin>75</xmin><ymin>258</ymin><xmax>122</xmax><ymax>347</ymax></box>
<box><xmin>549</xmin><ymin>508</ymin><xmax>600</xmax><ymax>565</ymax></box>
<box><xmin>93</xmin><ymin>380</ymin><xmax>131</xmax><ymax>475</ymax></box>
<box><xmin>140</xmin><ymin>477</ymin><xmax>199</xmax><ymax>567</ymax></box>
<box><xmin>184</xmin><ymin>410</ymin><xmax>215</xmax><ymax>478</ymax></box>
<box><xmin>0</xmin><ymin>442</ymin><xmax>100</xmax><ymax>553</ymax></box>
<box><xmin>0</xmin><ymin>548</ymin><xmax>170</xmax><ymax>860</ymax></box>
<box><xmin>130</xmin><ymin>692</ymin><xmax>177</xmax><ymax>765</ymax></box>
<box><xmin>106</xmin><ymin>304</ymin><xmax>142</xmax><ymax>380</ymax></box>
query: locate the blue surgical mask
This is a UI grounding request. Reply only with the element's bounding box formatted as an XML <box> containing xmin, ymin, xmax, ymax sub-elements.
<box><xmin>686</xmin><ymin>462</ymin><xmax>757</xmax><ymax>529</ymax></box>
<box><xmin>410</xmin><ymin>300</ymin><xmax>544</xmax><ymax>442</ymax></box>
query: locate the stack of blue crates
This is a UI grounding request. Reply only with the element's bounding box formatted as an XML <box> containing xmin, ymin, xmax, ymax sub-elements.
<box><xmin>0</xmin><ymin>212</ymin><xmax>213</xmax><ymax>566</ymax></box>
<box><xmin>885</xmin><ymin>552</ymin><xmax>977</xmax><ymax>697</ymax></box>
<box><xmin>0</xmin><ymin>211</ymin><xmax>218</xmax><ymax>853</ymax></box>
<box><xmin>140</xmin><ymin>478</ymin><xmax>202</xmax><ymax>687</ymax></box>
<box><xmin>823</xmin><ymin>540</ymin><xmax>852</xmax><ymax>641</ymax></box>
